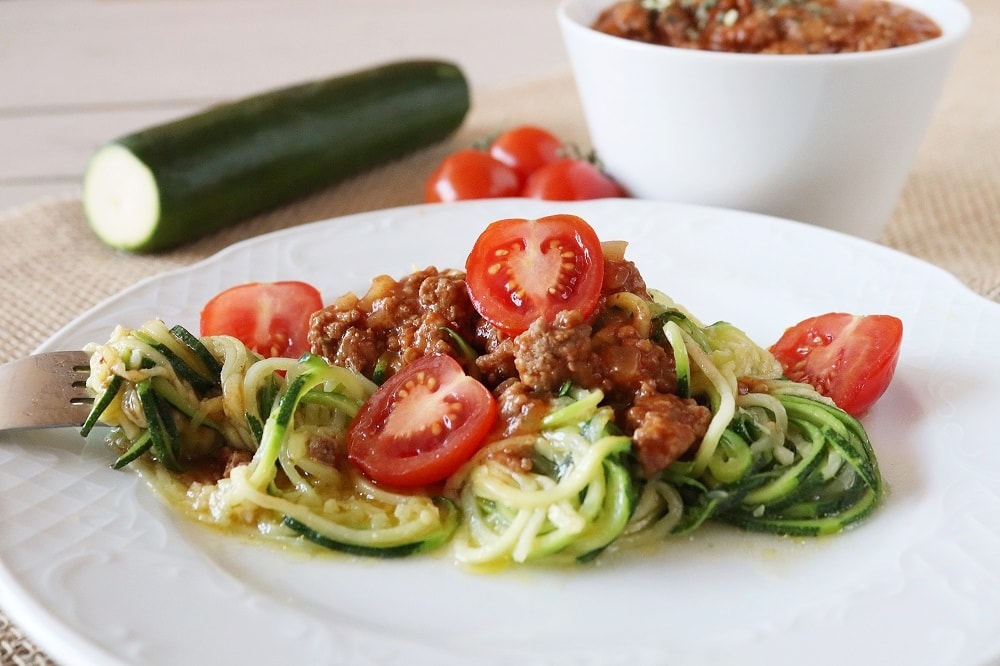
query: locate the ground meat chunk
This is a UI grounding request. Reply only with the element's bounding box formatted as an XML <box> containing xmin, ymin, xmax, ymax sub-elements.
<box><xmin>484</xmin><ymin>437</ymin><xmax>536</xmax><ymax>474</ymax></box>
<box><xmin>308</xmin><ymin>267</ymin><xmax>478</xmax><ymax>378</ymax></box>
<box><xmin>418</xmin><ymin>267</ymin><xmax>477</xmax><ymax>325</ymax></box>
<box><xmin>485</xmin><ymin>305</ymin><xmax>677</xmax><ymax>403</ymax></box>
<box><xmin>513</xmin><ymin>310</ymin><xmax>597</xmax><ymax>392</ymax></box>
<box><xmin>592</xmin><ymin>322</ymin><xmax>676</xmax><ymax>401</ymax></box>
<box><xmin>308</xmin><ymin>435</ymin><xmax>342</xmax><ymax>468</ymax></box>
<box><xmin>494</xmin><ymin>379</ymin><xmax>552</xmax><ymax>438</ymax></box>
<box><xmin>403</xmin><ymin>270</ymin><xmax>480</xmax><ymax>366</ymax></box>
<box><xmin>626</xmin><ymin>383</ymin><xmax>712</xmax><ymax>478</ymax></box>
<box><xmin>602</xmin><ymin>256</ymin><xmax>649</xmax><ymax>299</ymax></box>
<box><xmin>474</xmin><ymin>316</ymin><xmax>506</xmax><ymax>353</ymax></box>
<box><xmin>476</xmin><ymin>336</ymin><xmax>519</xmax><ymax>387</ymax></box>
<box><xmin>653</xmin><ymin>5</ymin><xmax>699</xmax><ymax>46</ymax></box>
<box><xmin>591</xmin><ymin>0</ymin><xmax>657</xmax><ymax>42</ymax></box>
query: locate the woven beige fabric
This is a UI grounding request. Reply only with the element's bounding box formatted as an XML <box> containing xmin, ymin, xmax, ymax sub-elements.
<box><xmin>883</xmin><ymin>0</ymin><xmax>1000</xmax><ymax>301</ymax></box>
<box><xmin>1</xmin><ymin>0</ymin><xmax>997</xmax><ymax>660</ymax></box>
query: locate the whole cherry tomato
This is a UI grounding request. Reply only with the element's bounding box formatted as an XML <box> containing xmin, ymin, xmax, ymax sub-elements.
<box><xmin>424</xmin><ymin>149</ymin><xmax>521</xmax><ymax>203</ymax></box>
<box><xmin>522</xmin><ymin>158</ymin><xmax>626</xmax><ymax>201</ymax></box>
<box><xmin>489</xmin><ymin>125</ymin><xmax>564</xmax><ymax>181</ymax></box>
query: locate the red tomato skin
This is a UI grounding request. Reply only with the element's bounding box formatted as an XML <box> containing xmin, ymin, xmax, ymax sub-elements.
<box><xmin>465</xmin><ymin>214</ymin><xmax>605</xmax><ymax>336</ymax></box>
<box><xmin>489</xmin><ymin>125</ymin><xmax>564</xmax><ymax>180</ymax></box>
<box><xmin>770</xmin><ymin>313</ymin><xmax>904</xmax><ymax>417</ymax></box>
<box><xmin>424</xmin><ymin>149</ymin><xmax>522</xmax><ymax>203</ymax></box>
<box><xmin>522</xmin><ymin>158</ymin><xmax>626</xmax><ymax>201</ymax></box>
<box><xmin>347</xmin><ymin>354</ymin><xmax>497</xmax><ymax>487</ymax></box>
<box><xmin>199</xmin><ymin>281</ymin><xmax>323</xmax><ymax>358</ymax></box>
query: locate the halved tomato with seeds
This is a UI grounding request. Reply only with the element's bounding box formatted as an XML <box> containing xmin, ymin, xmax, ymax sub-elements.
<box><xmin>346</xmin><ymin>354</ymin><xmax>497</xmax><ymax>487</ymax></box>
<box><xmin>770</xmin><ymin>312</ymin><xmax>904</xmax><ymax>417</ymax></box>
<box><xmin>199</xmin><ymin>281</ymin><xmax>323</xmax><ymax>358</ymax></box>
<box><xmin>465</xmin><ymin>214</ymin><xmax>605</xmax><ymax>336</ymax></box>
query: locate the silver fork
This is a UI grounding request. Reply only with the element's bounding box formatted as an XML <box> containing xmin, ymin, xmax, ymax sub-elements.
<box><xmin>0</xmin><ymin>351</ymin><xmax>94</xmax><ymax>432</ymax></box>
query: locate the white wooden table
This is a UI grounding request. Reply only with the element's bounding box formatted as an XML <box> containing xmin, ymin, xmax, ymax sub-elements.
<box><xmin>0</xmin><ymin>0</ymin><xmax>567</xmax><ymax>212</ymax></box>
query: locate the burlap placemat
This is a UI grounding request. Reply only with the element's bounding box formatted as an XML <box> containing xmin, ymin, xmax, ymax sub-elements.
<box><xmin>1</xmin><ymin>1</ymin><xmax>998</xmax><ymax>660</ymax></box>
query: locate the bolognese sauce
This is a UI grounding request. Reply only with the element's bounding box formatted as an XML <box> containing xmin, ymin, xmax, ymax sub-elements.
<box><xmin>308</xmin><ymin>251</ymin><xmax>712</xmax><ymax>479</ymax></box>
<box><xmin>591</xmin><ymin>0</ymin><xmax>942</xmax><ymax>54</ymax></box>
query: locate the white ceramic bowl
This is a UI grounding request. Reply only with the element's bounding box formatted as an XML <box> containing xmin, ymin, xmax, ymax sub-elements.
<box><xmin>558</xmin><ymin>0</ymin><xmax>971</xmax><ymax>239</ymax></box>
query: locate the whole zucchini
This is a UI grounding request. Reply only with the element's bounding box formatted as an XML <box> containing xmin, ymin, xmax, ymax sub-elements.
<box><xmin>82</xmin><ymin>59</ymin><xmax>470</xmax><ymax>252</ymax></box>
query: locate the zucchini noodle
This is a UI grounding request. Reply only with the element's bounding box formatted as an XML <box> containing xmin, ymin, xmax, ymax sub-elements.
<box><xmin>447</xmin><ymin>394</ymin><xmax>634</xmax><ymax>566</ymax></box>
<box><xmin>679</xmin><ymin>328</ymin><xmax>737</xmax><ymax>476</ymax></box>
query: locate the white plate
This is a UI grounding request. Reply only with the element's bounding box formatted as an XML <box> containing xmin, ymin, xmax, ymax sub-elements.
<box><xmin>2</xmin><ymin>199</ymin><xmax>999</xmax><ymax>666</ymax></box>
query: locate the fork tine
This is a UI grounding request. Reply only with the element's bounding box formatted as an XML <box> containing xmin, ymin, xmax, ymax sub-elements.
<box><xmin>0</xmin><ymin>350</ymin><xmax>95</xmax><ymax>432</ymax></box>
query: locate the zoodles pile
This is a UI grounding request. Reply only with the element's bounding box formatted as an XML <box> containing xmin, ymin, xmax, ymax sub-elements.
<box><xmin>82</xmin><ymin>291</ymin><xmax>883</xmax><ymax>567</ymax></box>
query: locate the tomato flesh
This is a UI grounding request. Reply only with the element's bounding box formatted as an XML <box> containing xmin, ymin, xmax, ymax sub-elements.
<box><xmin>347</xmin><ymin>354</ymin><xmax>497</xmax><ymax>487</ymax></box>
<box><xmin>489</xmin><ymin>125</ymin><xmax>563</xmax><ymax>181</ymax></box>
<box><xmin>200</xmin><ymin>281</ymin><xmax>323</xmax><ymax>358</ymax></box>
<box><xmin>770</xmin><ymin>313</ymin><xmax>903</xmax><ymax>417</ymax></box>
<box><xmin>424</xmin><ymin>149</ymin><xmax>522</xmax><ymax>203</ymax></box>
<box><xmin>522</xmin><ymin>158</ymin><xmax>626</xmax><ymax>201</ymax></box>
<box><xmin>465</xmin><ymin>214</ymin><xmax>605</xmax><ymax>336</ymax></box>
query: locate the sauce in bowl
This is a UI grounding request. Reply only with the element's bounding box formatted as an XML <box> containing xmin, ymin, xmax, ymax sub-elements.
<box><xmin>592</xmin><ymin>0</ymin><xmax>942</xmax><ymax>54</ymax></box>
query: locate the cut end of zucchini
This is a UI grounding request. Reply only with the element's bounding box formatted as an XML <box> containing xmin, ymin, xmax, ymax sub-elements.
<box><xmin>83</xmin><ymin>143</ymin><xmax>161</xmax><ymax>251</ymax></box>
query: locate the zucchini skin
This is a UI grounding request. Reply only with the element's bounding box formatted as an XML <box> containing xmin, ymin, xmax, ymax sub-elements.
<box><xmin>85</xmin><ymin>59</ymin><xmax>470</xmax><ymax>252</ymax></box>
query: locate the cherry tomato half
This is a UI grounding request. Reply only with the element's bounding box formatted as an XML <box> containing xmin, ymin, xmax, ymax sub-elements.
<box><xmin>424</xmin><ymin>149</ymin><xmax>522</xmax><ymax>203</ymax></box>
<box><xmin>522</xmin><ymin>158</ymin><xmax>626</xmax><ymax>201</ymax></box>
<box><xmin>770</xmin><ymin>313</ymin><xmax>904</xmax><ymax>417</ymax></box>
<box><xmin>347</xmin><ymin>354</ymin><xmax>497</xmax><ymax>487</ymax></box>
<box><xmin>200</xmin><ymin>281</ymin><xmax>323</xmax><ymax>358</ymax></box>
<box><xmin>489</xmin><ymin>125</ymin><xmax>563</xmax><ymax>181</ymax></box>
<box><xmin>465</xmin><ymin>214</ymin><xmax>605</xmax><ymax>336</ymax></box>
